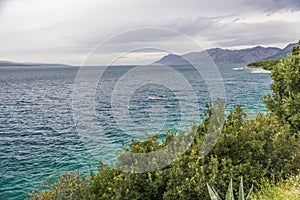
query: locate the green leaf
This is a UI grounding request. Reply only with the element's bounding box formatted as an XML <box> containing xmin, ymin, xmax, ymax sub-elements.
<box><xmin>238</xmin><ymin>177</ymin><xmax>244</xmax><ymax>200</ymax></box>
<box><xmin>225</xmin><ymin>179</ymin><xmax>234</xmax><ymax>200</ymax></box>
<box><xmin>245</xmin><ymin>185</ymin><xmax>253</xmax><ymax>200</ymax></box>
<box><xmin>207</xmin><ymin>183</ymin><xmax>222</xmax><ymax>200</ymax></box>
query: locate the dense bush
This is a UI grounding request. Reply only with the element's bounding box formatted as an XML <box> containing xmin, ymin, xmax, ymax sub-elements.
<box><xmin>252</xmin><ymin>175</ymin><xmax>300</xmax><ymax>200</ymax></box>
<box><xmin>247</xmin><ymin>60</ymin><xmax>280</xmax><ymax>70</ymax></box>
<box><xmin>29</xmin><ymin>171</ymin><xmax>94</xmax><ymax>200</ymax></box>
<box><xmin>29</xmin><ymin>105</ymin><xmax>300</xmax><ymax>200</ymax></box>
<box><xmin>265</xmin><ymin>55</ymin><xmax>300</xmax><ymax>132</ymax></box>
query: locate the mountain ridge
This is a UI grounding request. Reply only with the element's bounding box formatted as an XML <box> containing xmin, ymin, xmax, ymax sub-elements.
<box><xmin>1</xmin><ymin>42</ymin><xmax>297</xmax><ymax>67</ymax></box>
<box><xmin>0</xmin><ymin>60</ymin><xmax>71</xmax><ymax>67</ymax></box>
<box><xmin>155</xmin><ymin>42</ymin><xmax>298</xmax><ymax>66</ymax></box>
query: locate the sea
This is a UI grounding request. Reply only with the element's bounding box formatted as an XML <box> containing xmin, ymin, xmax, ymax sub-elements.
<box><xmin>0</xmin><ymin>65</ymin><xmax>272</xmax><ymax>199</ymax></box>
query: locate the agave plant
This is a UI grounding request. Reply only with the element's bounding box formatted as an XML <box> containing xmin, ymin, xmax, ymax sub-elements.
<box><xmin>207</xmin><ymin>177</ymin><xmax>253</xmax><ymax>200</ymax></box>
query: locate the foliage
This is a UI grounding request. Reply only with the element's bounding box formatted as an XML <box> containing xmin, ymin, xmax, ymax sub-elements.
<box><xmin>265</xmin><ymin>54</ymin><xmax>300</xmax><ymax>132</ymax></box>
<box><xmin>292</xmin><ymin>40</ymin><xmax>300</xmax><ymax>56</ymax></box>
<box><xmin>28</xmin><ymin>171</ymin><xmax>94</xmax><ymax>200</ymax></box>
<box><xmin>247</xmin><ymin>40</ymin><xmax>300</xmax><ymax>70</ymax></box>
<box><xmin>252</xmin><ymin>174</ymin><xmax>300</xmax><ymax>200</ymax></box>
<box><xmin>207</xmin><ymin>177</ymin><xmax>253</xmax><ymax>200</ymax></box>
<box><xmin>247</xmin><ymin>60</ymin><xmax>280</xmax><ymax>70</ymax></box>
<box><xmin>29</xmin><ymin>105</ymin><xmax>300</xmax><ymax>199</ymax></box>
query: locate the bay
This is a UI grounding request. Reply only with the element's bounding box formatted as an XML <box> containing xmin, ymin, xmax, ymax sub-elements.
<box><xmin>0</xmin><ymin>65</ymin><xmax>272</xmax><ymax>199</ymax></box>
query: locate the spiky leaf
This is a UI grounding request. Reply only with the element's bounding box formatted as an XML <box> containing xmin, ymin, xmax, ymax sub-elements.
<box><xmin>225</xmin><ymin>179</ymin><xmax>234</xmax><ymax>200</ymax></box>
<box><xmin>238</xmin><ymin>177</ymin><xmax>244</xmax><ymax>200</ymax></box>
<box><xmin>245</xmin><ymin>185</ymin><xmax>253</xmax><ymax>200</ymax></box>
<box><xmin>207</xmin><ymin>183</ymin><xmax>222</xmax><ymax>200</ymax></box>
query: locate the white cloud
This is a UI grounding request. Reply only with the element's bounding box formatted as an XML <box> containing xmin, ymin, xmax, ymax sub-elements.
<box><xmin>0</xmin><ymin>0</ymin><xmax>299</xmax><ymax>65</ymax></box>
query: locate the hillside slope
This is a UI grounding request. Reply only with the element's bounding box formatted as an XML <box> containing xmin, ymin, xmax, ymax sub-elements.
<box><xmin>155</xmin><ymin>42</ymin><xmax>296</xmax><ymax>66</ymax></box>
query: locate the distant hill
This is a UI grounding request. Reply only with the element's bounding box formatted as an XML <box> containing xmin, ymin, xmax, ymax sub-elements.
<box><xmin>207</xmin><ymin>46</ymin><xmax>281</xmax><ymax>65</ymax></box>
<box><xmin>155</xmin><ymin>42</ymin><xmax>297</xmax><ymax>66</ymax></box>
<box><xmin>1</xmin><ymin>42</ymin><xmax>297</xmax><ymax>67</ymax></box>
<box><xmin>0</xmin><ymin>61</ymin><xmax>29</xmax><ymax>66</ymax></box>
<box><xmin>154</xmin><ymin>54</ymin><xmax>188</xmax><ymax>66</ymax></box>
<box><xmin>0</xmin><ymin>60</ymin><xmax>71</xmax><ymax>67</ymax></box>
<box><xmin>247</xmin><ymin>41</ymin><xmax>299</xmax><ymax>70</ymax></box>
<box><xmin>266</xmin><ymin>42</ymin><xmax>298</xmax><ymax>60</ymax></box>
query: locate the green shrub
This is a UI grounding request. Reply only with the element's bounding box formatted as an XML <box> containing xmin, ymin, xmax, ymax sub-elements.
<box><xmin>28</xmin><ymin>171</ymin><xmax>94</xmax><ymax>200</ymax></box>
<box><xmin>265</xmin><ymin>55</ymin><xmax>300</xmax><ymax>132</ymax></box>
<box><xmin>29</xmin><ymin>105</ymin><xmax>300</xmax><ymax>199</ymax></box>
<box><xmin>247</xmin><ymin>60</ymin><xmax>280</xmax><ymax>70</ymax></box>
<box><xmin>252</xmin><ymin>174</ymin><xmax>300</xmax><ymax>200</ymax></box>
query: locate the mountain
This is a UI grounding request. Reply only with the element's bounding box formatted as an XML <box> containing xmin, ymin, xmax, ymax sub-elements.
<box><xmin>207</xmin><ymin>46</ymin><xmax>281</xmax><ymax>65</ymax></box>
<box><xmin>154</xmin><ymin>54</ymin><xmax>188</xmax><ymax>66</ymax></box>
<box><xmin>266</xmin><ymin>42</ymin><xmax>298</xmax><ymax>60</ymax></box>
<box><xmin>155</xmin><ymin>42</ymin><xmax>296</xmax><ymax>66</ymax></box>
<box><xmin>0</xmin><ymin>61</ymin><xmax>29</xmax><ymax>66</ymax></box>
<box><xmin>0</xmin><ymin>60</ymin><xmax>71</xmax><ymax>67</ymax></box>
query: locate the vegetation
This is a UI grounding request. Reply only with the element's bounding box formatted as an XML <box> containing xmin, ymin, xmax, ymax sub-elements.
<box><xmin>247</xmin><ymin>59</ymin><xmax>280</xmax><ymax>70</ymax></box>
<box><xmin>248</xmin><ymin>40</ymin><xmax>300</xmax><ymax>71</ymax></box>
<box><xmin>265</xmin><ymin>47</ymin><xmax>300</xmax><ymax>132</ymax></box>
<box><xmin>207</xmin><ymin>177</ymin><xmax>253</xmax><ymax>200</ymax></box>
<box><xmin>29</xmin><ymin>171</ymin><xmax>93</xmax><ymax>200</ymax></box>
<box><xmin>29</xmin><ymin>42</ymin><xmax>300</xmax><ymax>200</ymax></box>
<box><xmin>292</xmin><ymin>41</ymin><xmax>300</xmax><ymax>56</ymax></box>
<box><xmin>252</xmin><ymin>175</ymin><xmax>300</xmax><ymax>200</ymax></box>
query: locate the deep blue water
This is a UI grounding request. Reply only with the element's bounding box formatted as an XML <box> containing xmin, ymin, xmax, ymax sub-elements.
<box><xmin>0</xmin><ymin>65</ymin><xmax>272</xmax><ymax>199</ymax></box>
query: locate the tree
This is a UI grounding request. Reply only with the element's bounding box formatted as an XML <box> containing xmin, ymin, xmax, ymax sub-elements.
<box><xmin>292</xmin><ymin>40</ymin><xmax>300</xmax><ymax>56</ymax></box>
<box><xmin>265</xmin><ymin>42</ymin><xmax>300</xmax><ymax>132</ymax></box>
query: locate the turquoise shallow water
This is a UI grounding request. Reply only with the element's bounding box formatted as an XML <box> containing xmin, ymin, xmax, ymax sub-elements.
<box><xmin>0</xmin><ymin>65</ymin><xmax>272</xmax><ymax>199</ymax></box>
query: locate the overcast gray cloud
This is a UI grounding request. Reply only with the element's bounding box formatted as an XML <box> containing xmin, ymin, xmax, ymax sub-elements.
<box><xmin>242</xmin><ymin>0</ymin><xmax>300</xmax><ymax>12</ymax></box>
<box><xmin>0</xmin><ymin>0</ymin><xmax>299</xmax><ymax>65</ymax></box>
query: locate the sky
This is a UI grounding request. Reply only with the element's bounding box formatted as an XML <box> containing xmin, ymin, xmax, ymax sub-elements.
<box><xmin>0</xmin><ymin>0</ymin><xmax>299</xmax><ymax>65</ymax></box>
